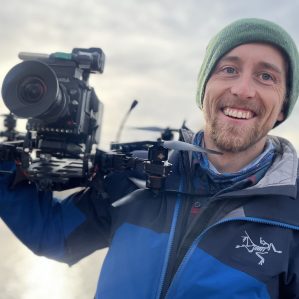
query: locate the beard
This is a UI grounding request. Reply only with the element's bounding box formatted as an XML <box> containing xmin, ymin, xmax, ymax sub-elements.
<box><xmin>202</xmin><ymin>93</ymin><xmax>278</xmax><ymax>153</ymax></box>
<box><xmin>206</xmin><ymin>117</ymin><xmax>268</xmax><ymax>153</ymax></box>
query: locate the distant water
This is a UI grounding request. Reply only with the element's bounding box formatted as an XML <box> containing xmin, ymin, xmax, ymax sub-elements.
<box><xmin>0</xmin><ymin>220</ymin><xmax>107</xmax><ymax>299</ymax></box>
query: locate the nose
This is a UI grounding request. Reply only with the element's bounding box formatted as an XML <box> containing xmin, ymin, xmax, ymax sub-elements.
<box><xmin>230</xmin><ymin>74</ymin><xmax>256</xmax><ymax>99</ymax></box>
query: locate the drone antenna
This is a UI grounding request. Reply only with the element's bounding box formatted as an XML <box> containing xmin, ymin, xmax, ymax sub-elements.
<box><xmin>115</xmin><ymin>99</ymin><xmax>138</xmax><ymax>143</ymax></box>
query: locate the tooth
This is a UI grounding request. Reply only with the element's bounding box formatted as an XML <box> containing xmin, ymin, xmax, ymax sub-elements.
<box><xmin>223</xmin><ymin>108</ymin><xmax>254</xmax><ymax>119</ymax></box>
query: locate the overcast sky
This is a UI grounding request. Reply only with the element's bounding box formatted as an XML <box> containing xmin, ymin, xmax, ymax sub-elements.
<box><xmin>1</xmin><ymin>0</ymin><xmax>299</xmax><ymax>150</ymax></box>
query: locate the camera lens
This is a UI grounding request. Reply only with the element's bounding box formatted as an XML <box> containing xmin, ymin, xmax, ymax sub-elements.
<box><xmin>19</xmin><ymin>77</ymin><xmax>46</xmax><ymax>104</ymax></box>
<box><xmin>2</xmin><ymin>60</ymin><xmax>63</xmax><ymax>120</ymax></box>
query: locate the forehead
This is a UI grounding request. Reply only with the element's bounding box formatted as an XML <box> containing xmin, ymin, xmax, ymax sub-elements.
<box><xmin>219</xmin><ymin>43</ymin><xmax>287</xmax><ymax>72</ymax></box>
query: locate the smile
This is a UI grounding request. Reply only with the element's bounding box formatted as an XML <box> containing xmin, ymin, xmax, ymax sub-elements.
<box><xmin>222</xmin><ymin>107</ymin><xmax>255</xmax><ymax>120</ymax></box>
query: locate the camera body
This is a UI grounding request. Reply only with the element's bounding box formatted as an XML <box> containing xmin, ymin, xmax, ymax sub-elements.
<box><xmin>1</xmin><ymin>48</ymin><xmax>105</xmax><ymax>189</ymax></box>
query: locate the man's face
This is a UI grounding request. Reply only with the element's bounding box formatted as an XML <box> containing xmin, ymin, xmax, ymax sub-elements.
<box><xmin>203</xmin><ymin>43</ymin><xmax>287</xmax><ymax>153</ymax></box>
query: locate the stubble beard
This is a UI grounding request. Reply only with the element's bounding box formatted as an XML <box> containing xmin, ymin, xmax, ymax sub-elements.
<box><xmin>207</xmin><ymin>117</ymin><xmax>267</xmax><ymax>153</ymax></box>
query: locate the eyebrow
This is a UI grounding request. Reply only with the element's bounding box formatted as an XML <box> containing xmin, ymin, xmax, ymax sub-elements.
<box><xmin>219</xmin><ymin>55</ymin><xmax>284</xmax><ymax>75</ymax></box>
<box><xmin>258</xmin><ymin>61</ymin><xmax>284</xmax><ymax>75</ymax></box>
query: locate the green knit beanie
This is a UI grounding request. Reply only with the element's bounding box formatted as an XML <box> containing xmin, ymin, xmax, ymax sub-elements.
<box><xmin>196</xmin><ymin>18</ymin><xmax>299</xmax><ymax>125</ymax></box>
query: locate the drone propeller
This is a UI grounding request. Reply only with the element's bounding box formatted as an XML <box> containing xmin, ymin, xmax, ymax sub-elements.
<box><xmin>161</xmin><ymin>140</ymin><xmax>222</xmax><ymax>155</ymax></box>
<box><xmin>130</xmin><ymin>125</ymin><xmax>180</xmax><ymax>141</ymax></box>
<box><xmin>131</xmin><ymin>126</ymin><xmax>179</xmax><ymax>133</ymax></box>
<box><xmin>111</xmin><ymin>139</ymin><xmax>222</xmax><ymax>156</ymax></box>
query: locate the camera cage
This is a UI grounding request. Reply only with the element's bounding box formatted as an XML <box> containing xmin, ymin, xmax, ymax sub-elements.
<box><xmin>0</xmin><ymin>48</ymin><xmax>106</xmax><ymax>190</ymax></box>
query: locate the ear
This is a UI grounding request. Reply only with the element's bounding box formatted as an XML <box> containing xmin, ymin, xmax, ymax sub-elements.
<box><xmin>277</xmin><ymin>111</ymin><xmax>284</xmax><ymax>122</ymax></box>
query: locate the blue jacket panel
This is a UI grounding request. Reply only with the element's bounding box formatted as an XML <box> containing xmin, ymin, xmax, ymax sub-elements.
<box><xmin>97</xmin><ymin>223</ymin><xmax>169</xmax><ymax>299</ymax></box>
<box><xmin>166</xmin><ymin>248</ymin><xmax>270</xmax><ymax>299</ymax></box>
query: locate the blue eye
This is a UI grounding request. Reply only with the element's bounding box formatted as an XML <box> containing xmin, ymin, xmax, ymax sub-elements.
<box><xmin>260</xmin><ymin>73</ymin><xmax>273</xmax><ymax>81</ymax></box>
<box><xmin>224</xmin><ymin>67</ymin><xmax>236</xmax><ymax>74</ymax></box>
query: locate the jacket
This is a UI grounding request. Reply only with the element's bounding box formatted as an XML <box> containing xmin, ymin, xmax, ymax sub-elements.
<box><xmin>0</xmin><ymin>133</ymin><xmax>299</xmax><ymax>299</ymax></box>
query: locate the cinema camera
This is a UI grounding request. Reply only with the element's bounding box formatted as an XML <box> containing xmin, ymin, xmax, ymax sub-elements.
<box><xmin>1</xmin><ymin>48</ymin><xmax>105</xmax><ymax>189</ymax></box>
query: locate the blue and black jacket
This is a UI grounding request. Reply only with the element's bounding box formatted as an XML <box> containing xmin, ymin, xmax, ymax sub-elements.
<box><xmin>0</xmin><ymin>133</ymin><xmax>299</xmax><ymax>299</ymax></box>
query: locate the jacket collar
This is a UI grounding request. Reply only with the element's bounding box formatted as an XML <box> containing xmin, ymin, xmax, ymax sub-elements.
<box><xmin>178</xmin><ymin>130</ymin><xmax>298</xmax><ymax>199</ymax></box>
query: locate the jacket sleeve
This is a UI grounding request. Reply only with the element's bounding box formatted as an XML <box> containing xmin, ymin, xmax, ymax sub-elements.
<box><xmin>0</xmin><ymin>161</ymin><xmax>112</xmax><ymax>265</ymax></box>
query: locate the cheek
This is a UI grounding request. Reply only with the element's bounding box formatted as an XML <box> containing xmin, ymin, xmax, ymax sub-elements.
<box><xmin>202</xmin><ymin>86</ymin><xmax>214</xmax><ymax>115</ymax></box>
<box><xmin>273</xmin><ymin>87</ymin><xmax>286</xmax><ymax>104</ymax></box>
<box><xmin>265</xmin><ymin>88</ymin><xmax>285</xmax><ymax>118</ymax></box>
<box><xmin>202</xmin><ymin>95</ymin><xmax>212</xmax><ymax>119</ymax></box>
<box><xmin>203</xmin><ymin>92</ymin><xmax>220</xmax><ymax>118</ymax></box>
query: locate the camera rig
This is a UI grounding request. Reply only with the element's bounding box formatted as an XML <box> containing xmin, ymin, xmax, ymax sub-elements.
<box><xmin>0</xmin><ymin>48</ymin><xmax>221</xmax><ymax>191</ymax></box>
<box><xmin>0</xmin><ymin>48</ymin><xmax>175</xmax><ymax>191</ymax></box>
<box><xmin>1</xmin><ymin>48</ymin><xmax>105</xmax><ymax>189</ymax></box>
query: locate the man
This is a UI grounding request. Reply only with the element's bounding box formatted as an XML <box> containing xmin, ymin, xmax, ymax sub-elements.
<box><xmin>1</xmin><ymin>18</ymin><xmax>299</xmax><ymax>298</ymax></box>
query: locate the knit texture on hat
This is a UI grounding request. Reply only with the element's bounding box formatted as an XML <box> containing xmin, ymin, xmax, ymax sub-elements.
<box><xmin>196</xmin><ymin>18</ymin><xmax>299</xmax><ymax>124</ymax></box>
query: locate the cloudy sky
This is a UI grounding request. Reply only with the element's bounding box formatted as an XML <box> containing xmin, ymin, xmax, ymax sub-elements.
<box><xmin>1</xmin><ymin>0</ymin><xmax>299</xmax><ymax>150</ymax></box>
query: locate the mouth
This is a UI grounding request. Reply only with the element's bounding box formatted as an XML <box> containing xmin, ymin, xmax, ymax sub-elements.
<box><xmin>222</xmin><ymin>107</ymin><xmax>256</xmax><ymax>120</ymax></box>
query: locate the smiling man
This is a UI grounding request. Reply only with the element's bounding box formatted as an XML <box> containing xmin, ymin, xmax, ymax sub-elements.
<box><xmin>1</xmin><ymin>18</ymin><xmax>299</xmax><ymax>299</ymax></box>
<box><xmin>202</xmin><ymin>42</ymin><xmax>287</xmax><ymax>172</ymax></box>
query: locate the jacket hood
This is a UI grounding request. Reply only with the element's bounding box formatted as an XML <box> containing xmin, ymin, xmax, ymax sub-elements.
<box><xmin>220</xmin><ymin>135</ymin><xmax>298</xmax><ymax>199</ymax></box>
<box><xmin>252</xmin><ymin>135</ymin><xmax>298</xmax><ymax>190</ymax></box>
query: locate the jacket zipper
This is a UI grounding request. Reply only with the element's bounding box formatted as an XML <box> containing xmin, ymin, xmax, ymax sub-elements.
<box><xmin>163</xmin><ymin>216</ymin><xmax>299</xmax><ymax>299</ymax></box>
<box><xmin>155</xmin><ymin>195</ymin><xmax>182</xmax><ymax>299</ymax></box>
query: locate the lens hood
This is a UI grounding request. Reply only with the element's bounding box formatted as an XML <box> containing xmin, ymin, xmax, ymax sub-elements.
<box><xmin>2</xmin><ymin>60</ymin><xmax>59</xmax><ymax>118</ymax></box>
